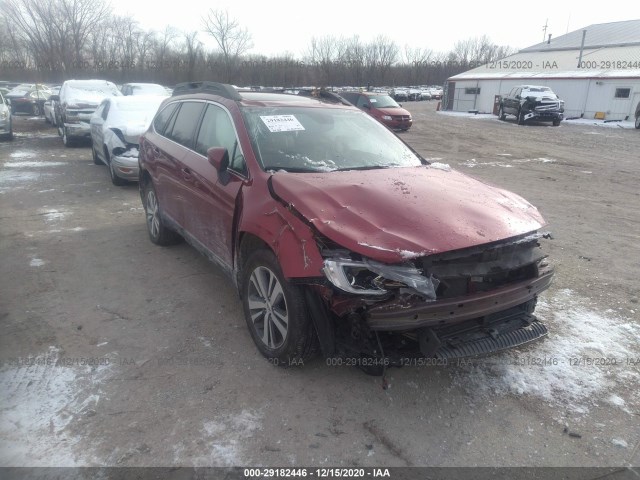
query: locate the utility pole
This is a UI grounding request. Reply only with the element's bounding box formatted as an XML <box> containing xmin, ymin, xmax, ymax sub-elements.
<box><xmin>542</xmin><ymin>19</ymin><xmax>549</xmax><ymax>43</ymax></box>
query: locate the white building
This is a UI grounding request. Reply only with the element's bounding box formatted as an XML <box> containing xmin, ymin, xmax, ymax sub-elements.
<box><xmin>444</xmin><ymin>19</ymin><xmax>640</xmax><ymax>121</ymax></box>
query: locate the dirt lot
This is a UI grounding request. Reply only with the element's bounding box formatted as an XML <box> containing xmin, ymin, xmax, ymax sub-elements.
<box><xmin>1</xmin><ymin>102</ymin><xmax>639</xmax><ymax>470</ymax></box>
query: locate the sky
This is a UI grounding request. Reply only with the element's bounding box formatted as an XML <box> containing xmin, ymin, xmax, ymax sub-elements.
<box><xmin>108</xmin><ymin>0</ymin><xmax>640</xmax><ymax>58</ymax></box>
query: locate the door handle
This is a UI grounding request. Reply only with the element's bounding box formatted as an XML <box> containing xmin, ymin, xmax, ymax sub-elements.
<box><xmin>182</xmin><ymin>167</ymin><xmax>193</xmax><ymax>180</ymax></box>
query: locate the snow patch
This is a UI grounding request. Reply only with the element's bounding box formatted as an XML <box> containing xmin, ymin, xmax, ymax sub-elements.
<box><xmin>461</xmin><ymin>159</ymin><xmax>513</xmax><ymax>168</ymax></box>
<box><xmin>428</xmin><ymin>162</ymin><xmax>451</xmax><ymax>172</ymax></box>
<box><xmin>40</xmin><ymin>209</ymin><xmax>70</xmax><ymax>222</ymax></box>
<box><xmin>6</xmin><ymin>161</ymin><xmax>65</xmax><ymax>168</ymax></box>
<box><xmin>453</xmin><ymin>289</ymin><xmax>640</xmax><ymax>413</ymax></box>
<box><xmin>0</xmin><ymin>346</ymin><xmax>114</xmax><ymax>466</ymax></box>
<box><xmin>193</xmin><ymin>409</ymin><xmax>263</xmax><ymax>465</ymax></box>
<box><xmin>29</xmin><ymin>258</ymin><xmax>45</xmax><ymax>267</ymax></box>
<box><xmin>611</xmin><ymin>439</ymin><xmax>628</xmax><ymax>448</ymax></box>
<box><xmin>9</xmin><ymin>151</ymin><xmax>36</xmax><ymax>159</ymax></box>
<box><xmin>565</xmin><ymin>118</ymin><xmax>636</xmax><ymax>129</ymax></box>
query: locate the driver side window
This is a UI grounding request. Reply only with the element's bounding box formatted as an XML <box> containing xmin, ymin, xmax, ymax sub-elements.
<box><xmin>195</xmin><ymin>104</ymin><xmax>247</xmax><ymax>176</ymax></box>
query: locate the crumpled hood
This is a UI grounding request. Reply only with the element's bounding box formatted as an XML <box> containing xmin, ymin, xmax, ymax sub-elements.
<box><xmin>270</xmin><ymin>165</ymin><xmax>546</xmax><ymax>263</ymax></box>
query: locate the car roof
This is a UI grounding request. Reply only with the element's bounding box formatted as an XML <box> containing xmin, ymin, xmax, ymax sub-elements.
<box><xmin>169</xmin><ymin>82</ymin><xmax>354</xmax><ymax>109</ymax></box>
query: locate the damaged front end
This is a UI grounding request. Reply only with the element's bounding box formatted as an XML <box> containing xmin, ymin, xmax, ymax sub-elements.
<box><xmin>315</xmin><ymin>232</ymin><xmax>554</xmax><ymax>364</ymax></box>
<box><xmin>104</xmin><ymin>128</ymin><xmax>141</xmax><ymax>181</ymax></box>
<box><xmin>520</xmin><ymin>95</ymin><xmax>564</xmax><ymax>124</ymax></box>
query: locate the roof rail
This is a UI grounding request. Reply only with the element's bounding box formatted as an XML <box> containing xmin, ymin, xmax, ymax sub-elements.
<box><xmin>297</xmin><ymin>88</ymin><xmax>351</xmax><ymax>106</ymax></box>
<box><xmin>172</xmin><ymin>81</ymin><xmax>242</xmax><ymax>101</ymax></box>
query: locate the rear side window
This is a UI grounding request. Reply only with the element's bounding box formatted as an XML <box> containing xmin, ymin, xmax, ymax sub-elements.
<box><xmin>165</xmin><ymin>102</ymin><xmax>205</xmax><ymax>149</ymax></box>
<box><xmin>153</xmin><ymin>103</ymin><xmax>178</xmax><ymax>135</ymax></box>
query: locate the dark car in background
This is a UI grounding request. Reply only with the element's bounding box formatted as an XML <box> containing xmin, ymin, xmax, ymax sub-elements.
<box><xmin>5</xmin><ymin>84</ymin><xmax>51</xmax><ymax>115</ymax></box>
<box><xmin>340</xmin><ymin>91</ymin><xmax>413</xmax><ymax>131</ymax></box>
<box><xmin>635</xmin><ymin>101</ymin><xmax>640</xmax><ymax>129</ymax></box>
<box><xmin>499</xmin><ymin>85</ymin><xmax>564</xmax><ymax>126</ymax></box>
<box><xmin>137</xmin><ymin>82</ymin><xmax>553</xmax><ymax>372</ymax></box>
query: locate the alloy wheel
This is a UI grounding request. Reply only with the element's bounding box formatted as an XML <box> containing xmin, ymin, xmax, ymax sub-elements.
<box><xmin>247</xmin><ymin>266</ymin><xmax>289</xmax><ymax>349</ymax></box>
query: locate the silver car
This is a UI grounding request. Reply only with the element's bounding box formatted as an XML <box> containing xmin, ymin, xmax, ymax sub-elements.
<box><xmin>0</xmin><ymin>91</ymin><xmax>12</xmax><ymax>140</ymax></box>
<box><xmin>90</xmin><ymin>95</ymin><xmax>167</xmax><ymax>185</ymax></box>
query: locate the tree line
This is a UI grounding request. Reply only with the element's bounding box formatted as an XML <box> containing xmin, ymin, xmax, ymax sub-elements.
<box><xmin>0</xmin><ymin>0</ymin><xmax>516</xmax><ymax>87</ymax></box>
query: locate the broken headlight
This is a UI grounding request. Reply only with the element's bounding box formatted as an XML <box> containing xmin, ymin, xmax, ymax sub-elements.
<box><xmin>322</xmin><ymin>258</ymin><xmax>439</xmax><ymax>299</ymax></box>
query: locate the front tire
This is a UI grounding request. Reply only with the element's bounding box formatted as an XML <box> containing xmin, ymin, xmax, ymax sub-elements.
<box><xmin>241</xmin><ymin>249</ymin><xmax>317</xmax><ymax>365</ymax></box>
<box><xmin>517</xmin><ymin>109</ymin><xmax>526</xmax><ymax>125</ymax></box>
<box><xmin>552</xmin><ymin>119</ymin><xmax>561</xmax><ymax>127</ymax></box>
<box><xmin>105</xmin><ymin>147</ymin><xmax>127</xmax><ymax>186</ymax></box>
<box><xmin>91</xmin><ymin>143</ymin><xmax>101</xmax><ymax>165</ymax></box>
<box><xmin>635</xmin><ymin>115</ymin><xmax>640</xmax><ymax>129</ymax></box>
<box><xmin>498</xmin><ymin>106</ymin><xmax>506</xmax><ymax>121</ymax></box>
<box><xmin>143</xmin><ymin>180</ymin><xmax>181</xmax><ymax>246</ymax></box>
<box><xmin>62</xmin><ymin>127</ymin><xmax>74</xmax><ymax>147</ymax></box>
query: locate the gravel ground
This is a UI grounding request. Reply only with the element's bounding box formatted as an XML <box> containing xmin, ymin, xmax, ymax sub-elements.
<box><xmin>0</xmin><ymin>104</ymin><xmax>638</xmax><ymax>470</ymax></box>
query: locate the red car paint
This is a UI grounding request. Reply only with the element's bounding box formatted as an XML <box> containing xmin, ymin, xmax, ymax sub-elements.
<box><xmin>270</xmin><ymin>167</ymin><xmax>545</xmax><ymax>265</ymax></box>
<box><xmin>138</xmin><ymin>83</ymin><xmax>554</xmax><ymax>366</ymax></box>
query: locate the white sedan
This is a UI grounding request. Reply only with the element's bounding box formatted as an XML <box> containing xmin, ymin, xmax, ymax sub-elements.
<box><xmin>90</xmin><ymin>95</ymin><xmax>167</xmax><ymax>186</ymax></box>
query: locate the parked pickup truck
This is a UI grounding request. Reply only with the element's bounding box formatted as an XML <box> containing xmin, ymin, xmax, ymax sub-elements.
<box><xmin>498</xmin><ymin>85</ymin><xmax>564</xmax><ymax>126</ymax></box>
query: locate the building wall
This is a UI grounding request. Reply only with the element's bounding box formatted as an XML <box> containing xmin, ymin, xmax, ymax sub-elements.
<box><xmin>446</xmin><ymin>78</ymin><xmax>640</xmax><ymax>120</ymax></box>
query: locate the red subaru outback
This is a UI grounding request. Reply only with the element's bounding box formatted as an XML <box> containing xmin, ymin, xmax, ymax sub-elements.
<box><xmin>139</xmin><ymin>82</ymin><xmax>554</xmax><ymax>371</ymax></box>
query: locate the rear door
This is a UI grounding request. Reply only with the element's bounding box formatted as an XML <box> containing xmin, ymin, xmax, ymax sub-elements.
<box><xmin>158</xmin><ymin>101</ymin><xmax>206</xmax><ymax>230</ymax></box>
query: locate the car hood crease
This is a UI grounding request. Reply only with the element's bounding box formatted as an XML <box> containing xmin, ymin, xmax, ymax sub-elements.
<box><xmin>270</xmin><ymin>166</ymin><xmax>546</xmax><ymax>263</ymax></box>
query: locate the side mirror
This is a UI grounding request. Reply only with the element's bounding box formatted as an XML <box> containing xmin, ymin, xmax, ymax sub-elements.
<box><xmin>398</xmin><ymin>103</ymin><xmax>403</xmax><ymax>107</ymax></box>
<box><xmin>207</xmin><ymin>147</ymin><xmax>230</xmax><ymax>184</ymax></box>
<box><xmin>362</xmin><ymin>104</ymin><xmax>371</xmax><ymax>110</ymax></box>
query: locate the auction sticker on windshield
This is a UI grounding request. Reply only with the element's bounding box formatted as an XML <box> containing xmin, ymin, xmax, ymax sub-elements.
<box><xmin>260</xmin><ymin>115</ymin><xmax>305</xmax><ymax>132</ymax></box>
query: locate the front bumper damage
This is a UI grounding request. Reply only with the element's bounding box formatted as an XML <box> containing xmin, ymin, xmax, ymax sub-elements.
<box><xmin>317</xmin><ymin>232</ymin><xmax>554</xmax><ymax>363</ymax></box>
<box><xmin>521</xmin><ymin>97</ymin><xmax>564</xmax><ymax>123</ymax></box>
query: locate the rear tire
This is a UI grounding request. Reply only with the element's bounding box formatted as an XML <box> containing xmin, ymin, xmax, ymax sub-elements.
<box><xmin>142</xmin><ymin>180</ymin><xmax>181</xmax><ymax>246</ymax></box>
<box><xmin>241</xmin><ymin>249</ymin><xmax>317</xmax><ymax>365</ymax></box>
<box><xmin>635</xmin><ymin>116</ymin><xmax>640</xmax><ymax>129</ymax></box>
<box><xmin>498</xmin><ymin>106</ymin><xmax>506</xmax><ymax>121</ymax></box>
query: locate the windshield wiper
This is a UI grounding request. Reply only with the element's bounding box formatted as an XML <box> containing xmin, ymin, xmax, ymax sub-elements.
<box><xmin>333</xmin><ymin>165</ymin><xmax>391</xmax><ymax>172</ymax></box>
<box><xmin>266</xmin><ymin>167</ymin><xmax>320</xmax><ymax>173</ymax></box>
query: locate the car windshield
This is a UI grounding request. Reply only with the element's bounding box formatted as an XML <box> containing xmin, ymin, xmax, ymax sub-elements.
<box><xmin>242</xmin><ymin>106</ymin><xmax>423</xmax><ymax>172</ymax></box>
<box><xmin>130</xmin><ymin>85</ymin><xmax>167</xmax><ymax>95</ymax></box>
<box><xmin>368</xmin><ymin>95</ymin><xmax>400</xmax><ymax>108</ymax></box>
<box><xmin>524</xmin><ymin>87</ymin><xmax>551</xmax><ymax>93</ymax></box>
<box><xmin>110</xmin><ymin>98</ymin><xmax>166</xmax><ymax>124</ymax></box>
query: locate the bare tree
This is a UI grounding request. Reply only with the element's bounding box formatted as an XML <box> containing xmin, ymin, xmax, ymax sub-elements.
<box><xmin>364</xmin><ymin>35</ymin><xmax>398</xmax><ymax>85</ymax></box>
<box><xmin>2</xmin><ymin>0</ymin><xmax>110</xmax><ymax>74</ymax></box>
<box><xmin>306</xmin><ymin>35</ymin><xmax>348</xmax><ymax>85</ymax></box>
<box><xmin>182</xmin><ymin>30</ymin><xmax>203</xmax><ymax>81</ymax></box>
<box><xmin>202</xmin><ymin>9</ymin><xmax>252</xmax><ymax>82</ymax></box>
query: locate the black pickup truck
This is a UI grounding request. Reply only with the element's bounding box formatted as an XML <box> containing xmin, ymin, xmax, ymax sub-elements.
<box><xmin>498</xmin><ymin>85</ymin><xmax>564</xmax><ymax>126</ymax></box>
